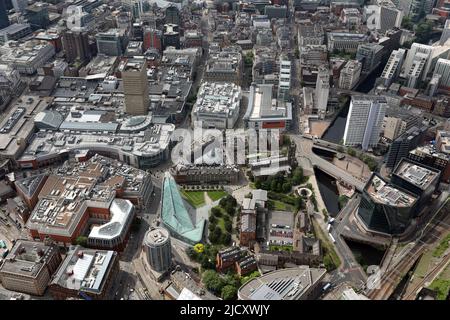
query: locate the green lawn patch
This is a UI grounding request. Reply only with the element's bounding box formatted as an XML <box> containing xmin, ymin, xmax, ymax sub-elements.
<box><xmin>428</xmin><ymin>278</ymin><xmax>450</xmax><ymax>300</ymax></box>
<box><xmin>268</xmin><ymin>199</ymin><xmax>294</xmax><ymax>212</ymax></box>
<box><xmin>181</xmin><ymin>190</ymin><xmax>205</xmax><ymax>208</ymax></box>
<box><xmin>207</xmin><ymin>191</ymin><xmax>228</xmax><ymax>202</ymax></box>
<box><xmin>312</xmin><ymin>219</ymin><xmax>341</xmax><ymax>271</ymax></box>
<box><xmin>432</xmin><ymin>233</ymin><xmax>450</xmax><ymax>258</ymax></box>
<box><xmin>269</xmin><ymin>245</ymin><xmax>293</xmax><ymax>252</ymax></box>
<box><xmin>414</xmin><ymin>251</ymin><xmax>434</xmax><ymax>278</ymax></box>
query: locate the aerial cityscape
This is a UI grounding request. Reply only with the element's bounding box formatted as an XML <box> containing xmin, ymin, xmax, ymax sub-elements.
<box><xmin>0</xmin><ymin>0</ymin><xmax>450</xmax><ymax>303</ymax></box>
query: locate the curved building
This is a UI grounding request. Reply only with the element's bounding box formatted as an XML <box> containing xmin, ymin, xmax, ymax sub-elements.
<box><xmin>237</xmin><ymin>266</ymin><xmax>326</xmax><ymax>300</ymax></box>
<box><xmin>161</xmin><ymin>172</ymin><xmax>205</xmax><ymax>244</ymax></box>
<box><xmin>357</xmin><ymin>174</ymin><xmax>418</xmax><ymax>234</ymax></box>
<box><xmin>143</xmin><ymin>227</ymin><xmax>172</xmax><ymax>272</ymax></box>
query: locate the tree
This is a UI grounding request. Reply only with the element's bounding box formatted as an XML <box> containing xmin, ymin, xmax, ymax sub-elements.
<box><xmin>211</xmin><ymin>207</ymin><xmax>222</xmax><ymax>217</ymax></box>
<box><xmin>220</xmin><ymin>232</ymin><xmax>231</xmax><ymax>245</ymax></box>
<box><xmin>75</xmin><ymin>236</ymin><xmax>87</xmax><ymax>247</ymax></box>
<box><xmin>209</xmin><ymin>214</ymin><xmax>217</xmax><ymax>225</ymax></box>
<box><xmin>224</xmin><ymin>220</ymin><xmax>232</xmax><ymax>233</ymax></box>
<box><xmin>221</xmin><ymin>285</ymin><xmax>237</xmax><ymax>300</ymax></box>
<box><xmin>282</xmin><ymin>182</ymin><xmax>292</xmax><ymax>193</ymax></box>
<box><xmin>202</xmin><ymin>270</ymin><xmax>225</xmax><ymax>294</ymax></box>
<box><xmin>209</xmin><ymin>226</ymin><xmax>223</xmax><ymax>244</ymax></box>
<box><xmin>323</xmin><ymin>254</ymin><xmax>337</xmax><ymax>271</ymax></box>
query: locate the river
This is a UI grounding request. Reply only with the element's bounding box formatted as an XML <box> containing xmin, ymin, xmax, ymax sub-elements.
<box><xmin>314</xmin><ymin>168</ymin><xmax>340</xmax><ymax>217</ymax></box>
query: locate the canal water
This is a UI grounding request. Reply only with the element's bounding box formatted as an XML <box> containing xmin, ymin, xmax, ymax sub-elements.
<box><xmin>314</xmin><ymin>168</ymin><xmax>340</xmax><ymax>217</ymax></box>
<box><xmin>344</xmin><ymin>239</ymin><xmax>386</xmax><ymax>272</ymax></box>
<box><xmin>321</xmin><ymin>102</ymin><xmax>349</xmax><ymax>144</ymax></box>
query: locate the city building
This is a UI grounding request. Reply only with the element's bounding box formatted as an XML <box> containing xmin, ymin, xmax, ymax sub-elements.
<box><xmin>49</xmin><ymin>246</ymin><xmax>119</xmax><ymax>300</ymax></box>
<box><xmin>299</xmin><ymin>45</ymin><xmax>328</xmax><ymax>66</ymax></box>
<box><xmin>0</xmin><ymin>96</ymin><xmax>52</xmax><ymax>162</ymax></box>
<box><xmin>364</xmin><ymin>2</ymin><xmax>403</xmax><ymax>33</ymax></box>
<box><xmin>163</xmin><ymin>23</ymin><xmax>180</xmax><ymax>49</ymax></box>
<box><xmin>12</xmin><ymin>0</ymin><xmax>28</xmax><ymax>14</ymax></box>
<box><xmin>356</xmin><ymin>43</ymin><xmax>384</xmax><ymax>74</ymax></box>
<box><xmin>25</xmin><ymin>3</ymin><xmax>50</xmax><ymax>30</ymax></box>
<box><xmin>170</xmin><ymin>163</ymin><xmax>240</xmax><ymax>185</ymax></box>
<box><xmin>0</xmin><ymin>40</ymin><xmax>55</xmax><ymax>74</ymax></box>
<box><xmin>87</xmin><ymin>199</ymin><xmax>135</xmax><ymax>251</ymax></box>
<box><xmin>15</xmin><ymin>174</ymin><xmax>48</xmax><ymax>210</ymax></box>
<box><xmin>327</xmin><ymin>32</ymin><xmax>369</xmax><ymax>53</ymax></box>
<box><xmin>343</xmin><ymin>95</ymin><xmax>387</xmax><ymax>150</ymax></box>
<box><xmin>391</xmin><ymin>159</ymin><xmax>440</xmax><ymax>210</ymax></box>
<box><xmin>315</xmin><ymin>66</ymin><xmax>329</xmax><ymax>117</ymax></box>
<box><xmin>264</xmin><ymin>5</ymin><xmax>287</xmax><ymax>19</ymax></box>
<box><xmin>436</xmin><ymin>130</ymin><xmax>450</xmax><ymax>154</ymax></box>
<box><xmin>339</xmin><ymin>60</ymin><xmax>362</xmax><ymax>90</ymax></box>
<box><xmin>433</xmin><ymin>58</ymin><xmax>450</xmax><ymax>90</ymax></box>
<box><xmin>191</xmin><ymin>82</ymin><xmax>241</xmax><ymax>129</ymax></box>
<box><xmin>161</xmin><ymin>172</ymin><xmax>205</xmax><ymax>245</ymax></box>
<box><xmin>237</xmin><ymin>266</ymin><xmax>327</xmax><ymax>300</ymax></box>
<box><xmin>278</xmin><ymin>58</ymin><xmax>291</xmax><ymax>101</ymax></box>
<box><xmin>204</xmin><ymin>47</ymin><xmax>243</xmax><ymax>85</ymax></box>
<box><xmin>0</xmin><ymin>0</ymin><xmax>10</xmax><ymax>29</ymax></box>
<box><xmin>122</xmin><ymin>58</ymin><xmax>150</xmax><ymax>115</ymax></box>
<box><xmin>143</xmin><ymin>28</ymin><xmax>162</xmax><ymax>52</ymax></box>
<box><xmin>0</xmin><ymin>239</ymin><xmax>62</xmax><ymax>296</ymax></box>
<box><xmin>386</xmin><ymin>126</ymin><xmax>427</xmax><ymax>169</ymax></box>
<box><xmin>244</xmin><ymin>83</ymin><xmax>293</xmax><ymax>131</ymax></box>
<box><xmin>298</xmin><ymin>24</ymin><xmax>324</xmax><ymax>46</ymax></box>
<box><xmin>165</xmin><ymin>4</ymin><xmax>180</xmax><ymax>25</ymax></box>
<box><xmin>62</xmin><ymin>30</ymin><xmax>92</xmax><ymax>63</ymax></box>
<box><xmin>439</xmin><ymin>19</ymin><xmax>450</xmax><ymax>45</ymax></box>
<box><xmin>340</xmin><ymin>8</ymin><xmax>362</xmax><ymax>26</ymax></box>
<box><xmin>0</xmin><ymin>23</ymin><xmax>32</xmax><ymax>45</ymax></box>
<box><xmin>216</xmin><ymin>246</ymin><xmax>243</xmax><ymax>272</ymax></box>
<box><xmin>409</xmin><ymin>145</ymin><xmax>450</xmax><ymax>183</ymax></box>
<box><xmin>25</xmin><ymin>155</ymin><xmax>153</xmax><ymax>246</ymax></box>
<box><xmin>143</xmin><ymin>227</ymin><xmax>172</xmax><ymax>273</ymax></box>
<box><xmin>401</xmin><ymin>43</ymin><xmax>434</xmax><ymax>83</ymax></box>
<box><xmin>380</xmin><ymin>49</ymin><xmax>405</xmax><ymax>87</ymax></box>
<box><xmin>235</xmin><ymin>256</ymin><xmax>257</xmax><ymax>276</ymax></box>
<box><xmin>358</xmin><ymin>174</ymin><xmax>418</xmax><ymax>234</ymax></box>
<box><xmin>96</xmin><ymin>29</ymin><xmax>126</xmax><ymax>56</ymax></box>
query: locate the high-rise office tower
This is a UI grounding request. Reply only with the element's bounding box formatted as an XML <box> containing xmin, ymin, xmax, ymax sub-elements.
<box><xmin>62</xmin><ymin>30</ymin><xmax>92</xmax><ymax>63</ymax></box>
<box><xmin>165</xmin><ymin>5</ymin><xmax>180</xmax><ymax>25</ymax></box>
<box><xmin>122</xmin><ymin>59</ymin><xmax>149</xmax><ymax>115</ymax></box>
<box><xmin>0</xmin><ymin>0</ymin><xmax>10</xmax><ymax>29</ymax></box>
<box><xmin>143</xmin><ymin>28</ymin><xmax>162</xmax><ymax>52</ymax></box>
<box><xmin>433</xmin><ymin>58</ymin><xmax>450</xmax><ymax>89</ymax></box>
<box><xmin>12</xmin><ymin>0</ymin><xmax>27</xmax><ymax>13</ymax></box>
<box><xmin>380</xmin><ymin>49</ymin><xmax>405</xmax><ymax>87</ymax></box>
<box><xmin>343</xmin><ymin>95</ymin><xmax>387</xmax><ymax>150</ymax></box>
<box><xmin>315</xmin><ymin>66</ymin><xmax>329</xmax><ymax>116</ymax></box>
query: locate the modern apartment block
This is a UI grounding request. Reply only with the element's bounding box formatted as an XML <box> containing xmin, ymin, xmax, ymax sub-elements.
<box><xmin>343</xmin><ymin>95</ymin><xmax>387</xmax><ymax>150</ymax></box>
<box><xmin>380</xmin><ymin>49</ymin><xmax>405</xmax><ymax>87</ymax></box>
<box><xmin>339</xmin><ymin>60</ymin><xmax>362</xmax><ymax>90</ymax></box>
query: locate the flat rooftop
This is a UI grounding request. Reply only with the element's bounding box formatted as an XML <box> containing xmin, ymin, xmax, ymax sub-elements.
<box><xmin>193</xmin><ymin>82</ymin><xmax>241</xmax><ymax>116</ymax></box>
<box><xmin>238</xmin><ymin>266</ymin><xmax>327</xmax><ymax>300</ymax></box>
<box><xmin>394</xmin><ymin>159</ymin><xmax>440</xmax><ymax>190</ymax></box>
<box><xmin>245</xmin><ymin>84</ymin><xmax>292</xmax><ymax>121</ymax></box>
<box><xmin>365</xmin><ymin>175</ymin><xmax>417</xmax><ymax>207</ymax></box>
<box><xmin>0</xmin><ymin>96</ymin><xmax>52</xmax><ymax>159</ymax></box>
<box><xmin>51</xmin><ymin>246</ymin><xmax>116</xmax><ymax>294</ymax></box>
<box><xmin>0</xmin><ymin>240</ymin><xmax>57</xmax><ymax>278</ymax></box>
<box><xmin>26</xmin><ymin>155</ymin><xmax>150</xmax><ymax>238</ymax></box>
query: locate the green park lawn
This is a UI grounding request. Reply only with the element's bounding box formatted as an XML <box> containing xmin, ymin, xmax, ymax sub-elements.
<box><xmin>181</xmin><ymin>190</ymin><xmax>206</xmax><ymax>208</ymax></box>
<box><xmin>207</xmin><ymin>191</ymin><xmax>228</xmax><ymax>202</ymax></box>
